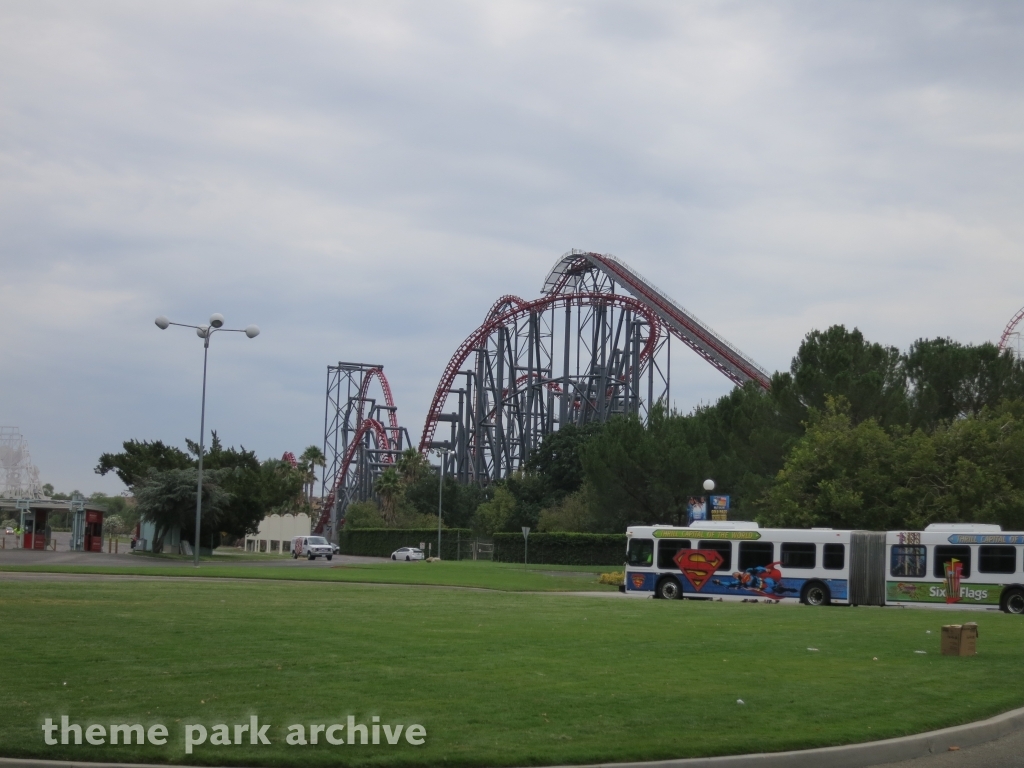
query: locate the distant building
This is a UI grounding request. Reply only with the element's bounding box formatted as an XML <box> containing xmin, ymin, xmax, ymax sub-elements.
<box><xmin>136</xmin><ymin>520</ymin><xmax>182</xmax><ymax>554</ymax></box>
<box><xmin>245</xmin><ymin>512</ymin><xmax>311</xmax><ymax>554</ymax></box>
<box><xmin>0</xmin><ymin>498</ymin><xmax>106</xmax><ymax>551</ymax></box>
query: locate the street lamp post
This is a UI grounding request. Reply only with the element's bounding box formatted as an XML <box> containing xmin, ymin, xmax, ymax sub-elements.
<box><xmin>434</xmin><ymin>446</ymin><xmax>451</xmax><ymax>560</ymax></box>
<box><xmin>155</xmin><ymin>313</ymin><xmax>259</xmax><ymax>567</ymax></box>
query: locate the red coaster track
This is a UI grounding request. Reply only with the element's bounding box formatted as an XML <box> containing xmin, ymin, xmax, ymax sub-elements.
<box><xmin>320</xmin><ymin>251</ymin><xmax>773</xmax><ymax>531</ymax></box>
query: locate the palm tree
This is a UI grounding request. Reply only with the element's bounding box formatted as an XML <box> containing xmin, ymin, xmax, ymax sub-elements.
<box><xmin>373</xmin><ymin>468</ymin><xmax>403</xmax><ymax>526</ymax></box>
<box><xmin>299</xmin><ymin>445</ymin><xmax>326</xmax><ymax>503</ymax></box>
<box><xmin>395</xmin><ymin>447</ymin><xmax>429</xmax><ymax>485</ymax></box>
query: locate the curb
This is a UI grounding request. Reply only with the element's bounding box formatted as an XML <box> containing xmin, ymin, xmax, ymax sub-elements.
<box><xmin>544</xmin><ymin>703</ymin><xmax>1024</xmax><ymax>768</ymax></box>
<box><xmin>1</xmin><ymin>705</ymin><xmax>1023</xmax><ymax>768</ymax></box>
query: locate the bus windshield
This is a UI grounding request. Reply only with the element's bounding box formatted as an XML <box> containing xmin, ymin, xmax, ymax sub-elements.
<box><xmin>627</xmin><ymin>538</ymin><xmax>653</xmax><ymax>567</ymax></box>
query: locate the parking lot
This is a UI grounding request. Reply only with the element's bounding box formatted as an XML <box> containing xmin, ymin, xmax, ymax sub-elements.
<box><xmin>0</xmin><ymin>532</ymin><xmax>387</xmax><ymax>567</ymax></box>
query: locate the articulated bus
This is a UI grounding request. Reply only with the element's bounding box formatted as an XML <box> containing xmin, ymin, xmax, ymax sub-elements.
<box><xmin>623</xmin><ymin>521</ymin><xmax>1024</xmax><ymax>614</ymax></box>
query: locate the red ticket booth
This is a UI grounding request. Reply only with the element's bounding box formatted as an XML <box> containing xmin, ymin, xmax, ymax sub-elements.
<box><xmin>83</xmin><ymin>510</ymin><xmax>103</xmax><ymax>552</ymax></box>
<box><xmin>20</xmin><ymin>508</ymin><xmax>48</xmax><ymax>550</ymax></box>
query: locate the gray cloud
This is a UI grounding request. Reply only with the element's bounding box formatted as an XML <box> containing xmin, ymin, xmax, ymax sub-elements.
<box><xmin>1</xmin><ymin>1</ymin><xmax>1023</xmax><ymax>493</ymax></box>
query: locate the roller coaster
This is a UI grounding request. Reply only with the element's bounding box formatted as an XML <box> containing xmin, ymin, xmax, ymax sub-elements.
<box><xmin>314</xmin><ymin>250</ymin><xmax>770</xmax><ymax>537</ymax></box>
<box><xmin>999</xmin><ymin>305</ymin><xmax>1024</xmax><ymax>358</ymax></box>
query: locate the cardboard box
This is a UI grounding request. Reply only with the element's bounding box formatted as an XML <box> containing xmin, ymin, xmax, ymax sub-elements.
<box><xmin>941</xmin><ymin>623</ymin><xmax>978</xmax><ymax>656</ymax></box>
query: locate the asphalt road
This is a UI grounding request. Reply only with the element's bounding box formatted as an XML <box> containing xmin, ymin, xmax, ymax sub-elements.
<box><xmin>0</xmin><ymin>540</ymin><xmax>386</xmax><ymax>567</ymax></box>
<box><xmin>869</xmin><ymin>726</ymin><xmax>1024</xmax><ymax>767</ymax></box>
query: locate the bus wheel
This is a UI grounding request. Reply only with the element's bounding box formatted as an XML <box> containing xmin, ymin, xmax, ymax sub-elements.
<box><xmin>656</xmin><ymin>577</ymin><xmax>682</xmax><ymax>600</ymax></box>
<box><xmin>802</xmin><ymin>582</ymin><xmax>831</xmax><ymax>606</ymax></box>
<box><xmin>1003</xmin><ymin>588</ymin><xmax>1024</xmax><ymax>615</ymax></box>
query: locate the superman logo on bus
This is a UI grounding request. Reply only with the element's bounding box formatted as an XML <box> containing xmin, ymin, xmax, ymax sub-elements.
<box><xmin>673</xmin><ymin>549</ymin><xmax>724</xmax><ymax>591</ymax></box>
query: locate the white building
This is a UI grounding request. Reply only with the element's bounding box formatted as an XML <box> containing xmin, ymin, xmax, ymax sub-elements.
<box><xmin>244</xmin><ymin>512</ymin><xmax>311</xmax><ymax>554</ymax></box>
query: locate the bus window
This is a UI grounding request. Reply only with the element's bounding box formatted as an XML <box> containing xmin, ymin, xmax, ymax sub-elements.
<box><xmin>933</xmin><ymin>546</ymin><xmax>971</xmax><ymax>578</ymax></box>
<box><xmin>891</xmin><ymin>545</ymin><xmax>926</xmax><ymax>577</ymax></box>
<box><xmin>697</xmin><ymin>540</ymin><xmax>732</xmax><ymax>571</ymax></box>
<box><xmin>658</xmin><ymin>539</ymin><xmax>691</xmax><ymax>570</ymax></box>
<box><xmin>823</xmin><ymin>543</ymin><xmax>845</xmax><ymax>570</ymax></box>
<box><xmin>739</xmin><ymin>541</ymin><xmax>774</xmax><ymax>571</ymax></box>
<box><xmin>781</xmin><ymin>542</ymin><xmax>815</xmax><ymax>569</ymax></box>
<box><xmin>978</xmin><ymin>546</ymin><xmax>1016</xmax><ymax>574</ymax></box>
<box><xmin>627</xmin><ymin>538</ymin><xmax>654</xmax><ymax>568</ymax></box>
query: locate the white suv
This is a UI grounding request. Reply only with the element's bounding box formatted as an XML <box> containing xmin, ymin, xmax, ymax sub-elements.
<box><xmin>292</xmin><ymin>535</ymin><xmax>334</xmax><ymax>561</ymax></box>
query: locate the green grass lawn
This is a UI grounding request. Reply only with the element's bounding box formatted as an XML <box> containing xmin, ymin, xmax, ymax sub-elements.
<box><xmin>2</xmin><ymin>578</ymin><xmax>1023</xmax><ymax>767</ymax></box>
<box><xmin>0</xmin><ymin>561</ymin><xmax>621</xmax><ymax>592</ymax></box>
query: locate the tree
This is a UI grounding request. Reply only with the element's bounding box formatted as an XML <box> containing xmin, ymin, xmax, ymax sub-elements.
<box><xmin>537</xmin><ymin>486</ymin><xmax>598</xmax><ymax>532</ymax></box>
<box><xmin>496</xmin><ymin>471</ymin><xmax>554</xmax><ymax>531</ymax></box>
<box><xmin>757</xmin><ymin>398</ymin><xmax>900</xmax><ymax>530</ymax></box>
<box><xmin>133</xmin><ymin>468</ymin><xmax>231</xmax><ymax>553</ymax></box>
<box><xmin>298</xmin><ymin>445</ymin><xmax>326</xmax><ymax>502</ymax></box>
<box><xmin>757</xmin><ymin>398</ymin><xmax>1024</xmax><ymax>532</ymax></box>
<box><xmin>98</xmin><ymin>433</ymin><xmax>304</xmax><ymax>541</ymax></box>
<box><xmin>906</xmin><ymin>338</ymin><xmax>1024</xmax><ymax>430</ymax></box>
<box><xmin>395</xmin><ymin>448</ymin><xmax>430</xmax><ymax>485</ymax></box>
<box><xmin>687</xmin><ymin>380</ymin><xmax>804</xmax><ymax>520</ymax></box>
<box><xmin>404</xmin><ymin>472</ymin><xmax>482</xmax><ymax>529</ymax></box>
<box><xmin>189</xmin><ymin>434</ymin><xmax>304</xmax><ymax>537</ymax></box>
<box><xmin>95</xmin><ymin>440</ymin><xmax>194</xmax><ymax>489</ymax></box>
<box><xmin>893</xmin><ymin>401</ymin><xmax>1024</xmax><ymax>530</ymax></box>
<box><xmin>789</xmin><ymin>325</ymin><xmax>908</xmax><ymax>426</ymax></box>
<box><xmin>524</xmin><ymin>422</ymin><xmax>604</xmax><ymax>498</ymax></box>
<box><xmin>473</xmin><ymin>486</ymin><xmax>516</xmax><ymax>536</ymax></box>
<box><xmin>374</xmin><ymin>468</ymin><xmax>403</xmax><ymax>526</ymax></box>
<box><xmin>581</xmin><ymin>405</ymin><xmax>710</xmax><ymax>531</ymax></box>
<box><xmin>344</xmin><ymin>501</ymin><xmax>385</xmax><ymax>528</ymax></box>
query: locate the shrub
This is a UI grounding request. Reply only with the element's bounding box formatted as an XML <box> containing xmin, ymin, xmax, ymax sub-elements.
<box><xmin>493</xmin><ymin>532</ymin><xmax>626</xmax><ymax>565</ymax></box>
<box><xmin>344</xmin><ymin>501</ymin><xmax>385</xmax><ymax>528</ymax></box>
<box><xmin>337</xmin><ymin>528</ymin><xmax>473</xmax><ymax>559</ymax></box>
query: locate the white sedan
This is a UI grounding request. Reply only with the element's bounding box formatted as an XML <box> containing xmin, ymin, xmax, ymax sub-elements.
<box><xmin>391</xmin><ymin>547</ymin><xmax>425</xmax><ymax>561</ymax></box>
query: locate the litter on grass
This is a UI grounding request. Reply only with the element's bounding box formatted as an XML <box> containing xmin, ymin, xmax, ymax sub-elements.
<box><xmin>807</xmin><ymin>647</ymin><xmax>819</xmax><ymax>651</ymax></box>
<box><xmin>736</xmin><ymin>699</ymin><xmax>745</xmax><ymax>705</ymax></box>
<box><xmin>915</xmin><ymin>650</ymin><xmax>927</xmax><ymax>654</ymax></box>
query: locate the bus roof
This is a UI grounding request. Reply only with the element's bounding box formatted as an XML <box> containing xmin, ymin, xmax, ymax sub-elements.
<box><xmin>648</xmin><ymin>521</ymin><xmax>760</xmax><ymax>531</ymax></box>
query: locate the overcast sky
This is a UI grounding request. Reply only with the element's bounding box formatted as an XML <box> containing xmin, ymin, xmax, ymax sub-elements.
<box><xmin>2</xmin><ymin>1</ymin><xmax>1023</xmax><ymax>496</ymax></box>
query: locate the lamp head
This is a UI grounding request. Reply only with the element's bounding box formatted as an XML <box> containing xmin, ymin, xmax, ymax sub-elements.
<box><xmin>154</xmin><ymin>316</ymin><xmax>170</xmax><ymax>330</ymax></box>
<box><xmin>196</xmin><ymin>326</ymin><xmax>210</xmax><ymax>339</ymax></box>
<box><xmin>703</xmin><ymin>478</ymin><xmax>715</xmax><ymax>492</ymax></box>
<box><xmin>209</xmin><ymin>313</ymin><xmax>225</xmax><ymax>329</ymax></box>
<box><xmin>245</xmin><ymin>325</ymin><xmax>260</xmax><ymax>339</ymax></box>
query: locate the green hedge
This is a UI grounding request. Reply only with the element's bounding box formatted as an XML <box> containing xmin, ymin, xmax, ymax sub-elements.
<box><xmin>338</xmin><ymin>528</ymin><xmax>473</xmax><ymax>560</ymax></box>
<box><xmin>493</xmin><ymin>532</ymin><xmax>627</xmax><ymax>566</ymax></box>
